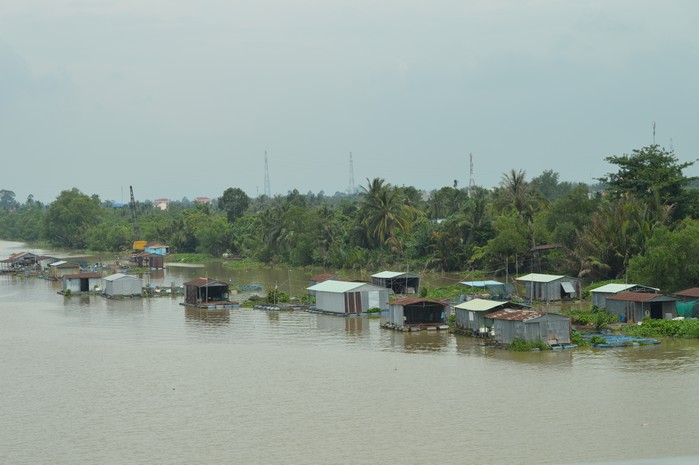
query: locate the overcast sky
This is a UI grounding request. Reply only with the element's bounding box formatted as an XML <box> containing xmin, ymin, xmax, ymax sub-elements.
<box><xmin>1</xmin><ymin>0</ymin><xmax>698</xmax><ymax>203</ymax></box>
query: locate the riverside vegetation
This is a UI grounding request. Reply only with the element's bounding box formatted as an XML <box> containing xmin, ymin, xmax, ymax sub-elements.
<box><xmin>3</xmin><ymin>143</ymin><xmax>699</xmax><ymax>303</ymax></box>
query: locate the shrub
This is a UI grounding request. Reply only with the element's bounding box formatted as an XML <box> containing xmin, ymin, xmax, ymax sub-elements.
<box><xmin>508</xmin><ymin>338</ymin><xmax>549</xmax><ymax>351</ymax></box>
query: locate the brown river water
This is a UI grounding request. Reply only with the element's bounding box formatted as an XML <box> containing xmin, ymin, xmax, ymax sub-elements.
<box><xmin>1</xmin><ymin>241</ymin><xmax>699</xmax><ymax>465</ymax></box>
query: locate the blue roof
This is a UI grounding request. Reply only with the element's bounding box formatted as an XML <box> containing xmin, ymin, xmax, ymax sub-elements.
<box><xmin>460</xmin><ymin>280</ymin><xmax>504</xmax><ymax>287</ymax></box>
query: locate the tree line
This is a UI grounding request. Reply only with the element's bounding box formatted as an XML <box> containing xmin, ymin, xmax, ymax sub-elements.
<box><xmin>2</xmin><ymin>144</ymin><xmax>699</xmax><ymax>293</ymax></box>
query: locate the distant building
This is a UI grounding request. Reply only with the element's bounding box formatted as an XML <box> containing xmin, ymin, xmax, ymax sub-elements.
<box><xmin>193</xmin><ymin>197</ymin><xmax>212</xmax><ymax>204</ymax></box>
<box><xmin>673</xmin><ymin>288</ymin><xmax>699</xmax><ymax>318</ymax></box>
<box><xmin>144</xmin><ymin>242</ymin><xmax>170</xmax><ymax>256</ymax></box>
<box><xmin>103</xmin><ymin>273</ymin><xmax>142</xmax><ymax>297</ymax></box>
<box><xmin>454</xmin><ymin>299</ymin><xmax>527</xmax><ymax>336</ymax></box>
<box><xmin>516</xmin><ymin>273</ymin><xmax>581</xmax><ymax>301</ymax></box>
<box><xmin>153</xmin><ymin>198</ymin><xmax>170</xmax><ymax>210</ymax></box>
<box><xmin>484</xmin><ymin>309</ymin><xmax>572</xmax><ymax>346</ymax></box>
<box><xmin>130</xmin><ymin>252</ymin><xmax>164</xmax><ymax>269</ymax></box>
<box><xmin>182</xmin><ymin>278</ymin><xmax>232</xmax><ymax>308</ymax></box>
<box><xmin>49</xmin><ymin>261</ymin><xmax>81</xmax><ymax>279</ymax></box>
<box><xmin>371</xmin><ymin>271</ymin><xmax>420</xmax><ymax>295</ymax></box>
<box><xmin>459</xmin><ymin>280</ymin><xmax>514</xmax><ymax>299</ymax></box>
<box><xmin>591</xmin><ymin>283</ymin><xmax>658</xmax><ymax>308</ymax></box>
<box><xmin>306</xmin><ymin>280</ymin><xmax>389</xmax><ymax>315</ymax></box>
<box><xmin>62</xmin><ymin>272</ymin><xmax>102</xmax><ymax>294</ymax></box>
<box><xmin>605</xmin><ymin>292</ymin><xmax>677</xmax><ymax>323</ymax></box>
<box><xmin>385</xmin><ymin>297</ymin><xmax>447</xmax><ymax>331</ymax></box>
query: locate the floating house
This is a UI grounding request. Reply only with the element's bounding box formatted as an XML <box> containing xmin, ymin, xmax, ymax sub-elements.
<box><xmin>516</xmin><ymin>273</ymin><xmax>581</xmax><ymax>301</ymax></box>
<box><xmin>144</xmin><ymin>242</ymin><xmax>170</xmax><ymax>256</ymax></box>
<box><xmin>130</xmin><ymin>252</ymin><xmax>164</xmax><ymax>269</ymax></box>
<box><xmin>182</xmin><ymin>278</ymin><xmax>234</xmax><ymax>309</ymax></box>
<box><xmin>459</xmin><ymin>280</ymin><xmax>514</xmax><ymax>299</ymax></box>
<box><xmin>1</xmin><ymin>252</ymin><xmax>39</xmax><ymax>271</ymax></box>
<box><xmin>306</xmin><ymin>280</ymin><xmax>389</xmax><ymax>315</ymax></box>
<box><xmin>49</xmin><ymin>261</ymin><xmax>81</xmax><ymax>279</ymax></box>
<box><xmin>371</xmin><ymin>271</ymin><xmax>420</xmax><ymax>295</ymax></box>
<box><xmin>61</xmin><ymin>272</ymin><xmax>102</xmax><ymax>294</ymax></box>
<box><xmin>590</xmin><ymin>283</ymin><xmax>658</xmax><ymax>308</ymax></box>
<box><xmin>673</xmin><ymin>288</ymin><xmax>699</xmax><ymax>318</ymax></box>
<box><xmin>454</xmin><ymin>299</ymin><xmax>527</xmax><ymax>336</ymax></box>
<box><xmin>103</xmin><ymin>273</ymin><xmax>142</xmax><ymax>297</ymax></box>
<box><xmin>384</xmin><ymin>297</ymin><xmax>448</xmax><ymax>331</ymax></box>
<box><xmin>605</xmin><ymin>292</ymin><xmax>677</xmax><ymax>322</ymax></box>
<box><xmin>309</xmin><ymin>273</ymin><xmax>340</xmax><ymax>286</ymax></box>
<box><xmin>484</xmin><ymin>309</ymin><xmax>572</xmax><ymax>346</ymax></box>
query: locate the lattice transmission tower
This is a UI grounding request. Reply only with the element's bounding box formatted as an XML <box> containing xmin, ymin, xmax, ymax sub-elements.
<box><xmin>264</xmin><ymin>151</ymin><xmax>271</xmax><ymax>197</ymax></box>
<box><xmin>348</xmin><ymin>152</ymin><xmax>356</xmax><ymax>195</ymax></box>
<box><xmin>468</xmin><ymin>152</ymin><xmax>475</xmax><ymax>195</ymax></box>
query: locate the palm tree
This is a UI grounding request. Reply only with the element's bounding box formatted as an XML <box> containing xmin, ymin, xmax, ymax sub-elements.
<box><xmin>357</xmin><ymin>178</ymin><xmax>418</xmax><ymax>255</ymax></box>
<box><xmin>499</xmin><ymin>169</ymin><xmax>540</xmax><ymax>220</ymax></box>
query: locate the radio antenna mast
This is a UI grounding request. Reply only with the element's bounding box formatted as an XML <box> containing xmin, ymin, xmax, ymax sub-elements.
<box><xmin>348</xmin><ymin>152</ymin><xmax>356</xmax><ymax>195</ymax></box>
<box><xmin>264</xmin><ymin>151</ymin><xmax>271</xmax><ymax>198</ymax></box>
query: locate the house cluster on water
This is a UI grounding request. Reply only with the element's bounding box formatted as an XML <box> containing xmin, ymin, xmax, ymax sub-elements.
<box><xmin>5</xmin><ymin>245</ymin><xmax>695</xmax><ymax>347</ymax></box>
<box><xmin>305</xmin><ymin>269</ymin><xmax>698</xmax><ymax>347</ymax></box>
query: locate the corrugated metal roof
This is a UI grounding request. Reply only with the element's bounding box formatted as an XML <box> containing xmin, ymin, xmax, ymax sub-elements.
<box><xmin>306</xmin><ymin>280</ymin><xmax>369</xmax><ymax>293</ymax></box>
<box><xmin>607</xmin><ymin>291</ymin><xmax>675</xmax><ymax>303</ymax></box>
<box><xmin>591</xmin><ymin>283</ymin><xmax>637</xmax><ymax>294</ymax></box>
<box><xmin>460</xmin><ymin>280</ymin><xmax>504</xmax><ymax>287</ymax></box>
<box><xmin>675</xmin><ymin>288</ymin><xmax>699</xmax><ymax>298</ymax></box>
<box><xmin>104</xmin><ymin>273</ymin><xmax>139</xmax><ymax>281</ymax></box>
<box><xmin>454</xmin><ymin>298</ymin><xmax>509</xmax><ymax>311</ymax></box>
<box><xmin>183</xmin><ymin>278</ymin><xmax>229</xmax><ymax>287</ymax></box>
<box><xmin>516</xmin><ymin>273</ymin><xmax>565</xmax><ymax>283</ymax></box>
<box><xmin>63</xmin><ymin>272</ymin><xmax>102</xmax><ymax>279</ymax></box>
<box><xmin>484</xmin><ymin>309</ymin><xmax>546</xmax><ymax>321</ymax></box>
<box><xmin>371</xmin><ymin>271</ymin><xmax>407</xmax><ymax>279</ymax></box>
<box><xmin>390</xmin><ymin>297</ymin><xmax>445</xmax><ymax>306</ymax></box>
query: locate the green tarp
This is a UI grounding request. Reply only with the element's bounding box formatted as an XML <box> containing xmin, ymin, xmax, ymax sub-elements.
<box><xmin>676</xmin><ymin>300</ymin><xmax>697</xmax><ymax>318</ymax></box>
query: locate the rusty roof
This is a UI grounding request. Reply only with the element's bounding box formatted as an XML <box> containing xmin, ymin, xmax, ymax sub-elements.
<box><xmin>674</xmin><ymin>288</ymin><xmax>699</xmax><ymax>298</ymax></box>
<box><xmin>63</xmin><ymin>272</ymin><xmax>102</xmax><ymax>279</ymax></box>
<box><xmin>607</xmin><ymin>291</ymin><xmax>669</xmax><ymax>303</ymax></box>
<box><xmin>309</xmin><ymin>273</ymin><xmax>337</xmax><ymax>282</ymax></box>
<box><xmin>390</xmin><ymin>297</ymin><xmax>446</xmax><ymax>306</ymax></box>
<box><xmin>484</xmin><ymin>309</ymin><xmax>546</xmax><ymax>321</ymax></box>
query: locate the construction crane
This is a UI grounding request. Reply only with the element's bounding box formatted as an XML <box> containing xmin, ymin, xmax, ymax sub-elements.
<box><xmin>129</xmin><ymin>186</ymin><xmax>145</xmax><ymax>251</ymax></box>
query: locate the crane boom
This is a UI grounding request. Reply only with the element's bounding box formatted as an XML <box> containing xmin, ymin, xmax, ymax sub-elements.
<box><xmin>129</xmin><ymin>186</ymin><xmax>141</xmax><ymax>240</ymax></box>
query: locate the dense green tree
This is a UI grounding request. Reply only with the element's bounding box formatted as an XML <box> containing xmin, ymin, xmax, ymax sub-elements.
<box><xmin>0</xmin><ymin>190</ymin><xmax>19</xmax><ymax>210</ymax></box>
<box><xmin>196</xmin><ymin>215</ymin><xmax>234</xmax><ymax>257</ymax></box>
<box><xmin>599</xmin><ymin>144</ymin><xmax>697</xmax><ymax>220</ymax></box>
<box><xmin>575</xmin><ymin>195</ymin><xmax>672</xmax><ymax>280</ymax></box>
<box><xmin>627</xmin><ymin>219</ymin><xmax>699</xmax><ymax>292</ymax></box>
<box><xmin>476</xmin><ymin>212</ymin><xmax>530</xmax><ymax>275</ymax></box>
<box><xmin>531</xmin><ymin>170</ymin><xmax>581</xmax><ymax>202</ymax></box>
<box><xmin>540</xmin><ymin>185</ymin><xmax>598</xmax><ymax>249</ymax></box>
<box><xmin>218</xmin><ymin>187</ymin><xmax>251</xmax><ymax>223</ymax></box>
<box><xmin>44</xmin><ymin>188</ymin><xmax>102</xmax><ymax>248</ymax></box>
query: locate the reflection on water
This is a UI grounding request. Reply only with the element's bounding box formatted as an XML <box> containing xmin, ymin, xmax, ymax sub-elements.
<box><xmin>185</xmin><ymin>307</ymin><xmax>231</xmax><ymax>325</ymax></box>
<box><xmin>4</xmin><ymin>242</ymin><xmax>699</xmax><ymax>465</ymax></box>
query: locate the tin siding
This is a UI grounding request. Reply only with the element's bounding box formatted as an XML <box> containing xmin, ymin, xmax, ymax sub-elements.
<box><xmin>315</xmin><ymin>291</ymin><xmax>346</xmax><ymax>313</ymax></box>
